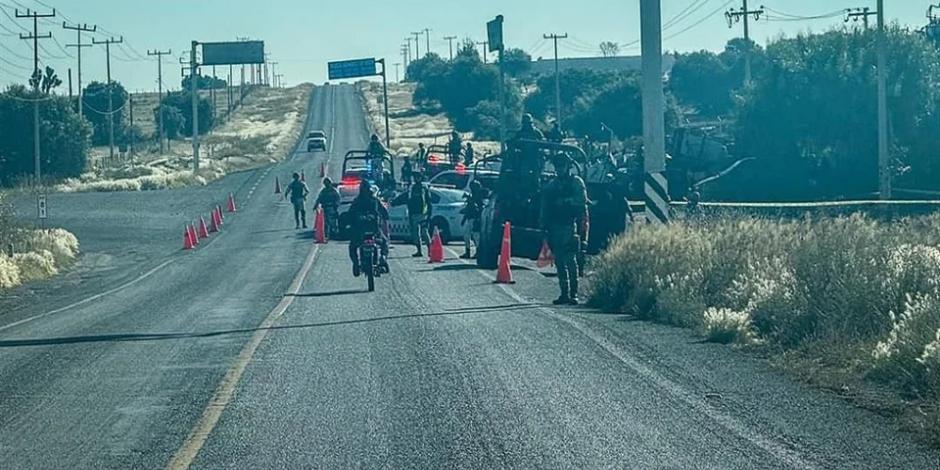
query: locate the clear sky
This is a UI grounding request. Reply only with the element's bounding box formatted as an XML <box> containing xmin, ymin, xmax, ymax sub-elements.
<box><xmin>0</xmin><ymin>1</ymin><xmax>933</xmax><ymax>92</ymax></box>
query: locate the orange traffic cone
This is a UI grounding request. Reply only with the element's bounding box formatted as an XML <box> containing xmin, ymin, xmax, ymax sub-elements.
<box><xmin>209</xmin><ymin>211</ymin><xmax>220</xmax><ymax>233</ymax></box>
<box><xmin>314</xmin><ymin>208</ymin><xmax>327</xmax><ymax>244</ymax></box>
<box><xmin>274</xmin><ymin>177</ymin><xmax>282</xmax><ymax>194</ymax></box>
<box><xmin>227</xmin><ymin>193</ymin><xmax>237</xmax><ymax>213</ymax></box>
<box><xmin>198</xmin><ymin>217</ymin><xmax>210</xmax><ymax>239</ymax></box>
<box><xmin>536</xmin><ymin>240</ymin><xmax>554</xmax><ymax>268</ymax></box>
<box><xmin>217</xmin><ymin>205</ymin><xmax>225</xmax><ymax>223</ymax></box>
<box><xmin>319</xmin><ymin>162</ymin><xmax>325</xmax><ymax>178</ymax></box>
<box><xmin>495</xmin><ymin>222</ymin><xmax>514</xmax><ymax>284</ymax></box>
<box><xmin>188</xmin><ymin>224</ymin><xmax>199</xmax><ymax>246</ymax></box>
<box><xmin>428</xmin><ymin>228</ymin><xmax>445</xmax><ymax>263</ymax></box>
<box><xmin>183</xmin><ymin>226</ymin><xmax>195</xmax><ymax>250</ymax></box>
<box><xmin>301</xmin><ymin>170</ymin><xmax>306</xmax><ymax>182</ymax></box>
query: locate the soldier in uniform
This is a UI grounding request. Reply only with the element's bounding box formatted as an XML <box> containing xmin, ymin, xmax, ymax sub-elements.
<box><xmin>448</xmin><ymin>130</ymin><xmax>463</xmax><ymax>165</ymax></box>
<box><xmin>515</xmin><ymin>113</ymin><xmax>545</xmax><ymax>141</ymax></box>
<box><xmin>541</xmin><ymin>154</ymin><xmax>588</xmax><ymax>305</ymax></box>
<box><xmin>546</xmin><ymin>121</ymin><xmax>564</xmax><ymax>143</ymax></box>
<box><xmin>367</xmin><ymin>134</ymin><xmax>387</xmax><ymax>178</ymax></box>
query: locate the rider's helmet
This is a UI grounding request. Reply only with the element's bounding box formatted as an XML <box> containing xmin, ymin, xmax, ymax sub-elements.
<box><xmin>323</xmin><ymin>177</ymin><xmax>333</xmax><ymax>187</ymax></box>
<box><xmin>292</xmin><ymin>172</ymin><xmax>300</xmax><ymax>180</ymax></box>
<box><xmin>371</xmin><ymin>134</ymin><xmax>379</xmax><ymax>142</ymax></box>
<box><xmin>521</xmin><ymin>113</ymin><xmax>534</xmax><ymax>126</ymax></box>
<box><xmin>359</xmin><ymin>179</ymin><xmax>373</xmax><ymax>195</ymax></box>
<box><xmin>469</xmin><ymin>180</ymin><xmax>482</xmax><ymax>192</ymax></box>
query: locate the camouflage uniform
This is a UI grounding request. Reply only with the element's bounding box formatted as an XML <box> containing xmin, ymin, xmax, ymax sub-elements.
<box><xmin>541</xmin><ymin>165</ymin><xmax>588</xmax><ymax>304</ymax></box>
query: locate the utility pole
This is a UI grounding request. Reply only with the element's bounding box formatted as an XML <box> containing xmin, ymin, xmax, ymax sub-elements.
<box><xmin>412</xmin><ymin>32</ymin><xmax>422</xmax><ymax>57</ymax></box>
<box><xmin>189</xmin><ymin>40</ymin><xmax>200</xmax><ymax>171</ymax></box>
<box><xmin>423</xmin><ymin>28</ymin><xmax>431</xmax><ymax>57</ymax></box>
<box><xmin>16</xmin><ymin>8</ymin><xmax>56</xmax><ymax>186</ymax></box>
<box><xmin>93</xmin><ymin>36</ymin><xmax>123</xmax><ymax>160</ymax></box>
<box><xmin>228</xmin><ymin>64</ymin><xmax>234</xmax><ymax>112</ymax></box>
<box><xmin>444</xmin><ymin>35</ymin><xmax>457</xmax><ymax>60</ymax></box>
<box><xmin>128</xmin><ymin>93</ymin><xmax>135</xmax><ymax>155</ymax></box>
<box><xmin>394</xmin><ymin>62</ymin><xmax>401</xmax><ymax>82</ymax></box>
<box><xmin>403</xmin><ymin>39</ymin><xmax>412</xmax><ymax>64</ymax></box>
<box><xmin>376</xmin><ymin>58</ymin><xmax>391</xmax><ymax>149</ymax></box>
<box><xmin>876</xmin><ymin>0</ymin><xmax>890</xmax><ymax>199</ymax></box>
<box><xmin>641</xmin><ymin>0</ymin><xmax>668</xmax><ymax>224</ymax></box>
<box><xmin>270</xmin><ymin>61</ymin><xmax>278</xmax><ymax>87</ymax></box>
<box><xmin>724</xmin><ymin>0</ymin><xmax>763</xmax><ymax>85</ymax></box>
<box><xmin>63</xmin><ymin>22</ymin><xmax>95</xmax><ymax>121</ymax></box>
<box><xmin>475</xmin><ymin>41</ymin><xmax>489</xmax><ymax>63</ymax></box>
<box><xmin>543</xmin><ymin>33</ymin><xmax>568</xmax><ymax>126</ymax></box>
<box><xmin>211</xmin><ymin>65</ymin><xmax>217</xmax><ymax>125</ymax></box>
<box><xmin>401</xmin><ymin>44</ymin><xmax>410</xmax><ymax>73</ymax></box>
<box><xmin>147</xmin><ymin>49</ymin><xmax>171</xmax><ymax>153</ymax></box>
<box><xmin>845</xmin><ymin>7</ymin><xmax>878</xmax><ymax>29</ymax></box>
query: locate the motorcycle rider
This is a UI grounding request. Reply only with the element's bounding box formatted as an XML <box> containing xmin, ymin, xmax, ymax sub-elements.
<box><xmin>284</xmin><ymin>172</ymin><xmax>310</xmax><ymax>229</ymax></box>
<box><xmin>315</xmin><ymin>177</ymin><xmax>342</xmax><ymax>237</ymax></box>
<box><xmin>541</xmin><ymin>154</ymin><xmax>588</xmax><ymax>305</ymax></box>
<box><xmin>367</xmin><ymin>134</ymin><xmax>387</xmax><ymax>179</ymax></box>
<box><xmin>347</xmin><ymin>179</ymin><xmax>388</xmax><ymax>277</ymax></box>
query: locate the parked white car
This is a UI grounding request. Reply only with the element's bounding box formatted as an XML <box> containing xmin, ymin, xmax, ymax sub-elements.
<box><xmin>387</xmin><ymin>187</ymin><xmax>467</xmax><ymax>242</ymax></box>
<box><xmin>428</xmin><ymin>169</ymin><xmax>499</xmax><ymax>192</ymax></box>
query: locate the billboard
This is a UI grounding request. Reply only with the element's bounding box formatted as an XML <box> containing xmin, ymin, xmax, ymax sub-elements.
<box><xmin>202</xmin><ymin>41</ymin><xmax>265</xmax><ymax>66</ymax></box>
<box><xmin>487</xmin><ymin>15</ymin><xmax>504</xmax><ymax>52</ymax></box>
<box><xmin>328</xmin><ymin>58</ymin><xmax>378</xmax><ymax>80</ymax></box>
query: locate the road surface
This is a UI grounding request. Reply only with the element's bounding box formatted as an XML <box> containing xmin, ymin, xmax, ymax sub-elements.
<box><xmin>1</xmin><ymin>84</ymin><xmax>938</xmax><ymax>469</ymax></box>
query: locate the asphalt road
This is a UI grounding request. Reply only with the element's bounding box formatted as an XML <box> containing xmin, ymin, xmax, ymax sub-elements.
<box><xmin>1</xmin><ymin>84</ymin><xmax>939</xmax><ymax>469</ymax></box>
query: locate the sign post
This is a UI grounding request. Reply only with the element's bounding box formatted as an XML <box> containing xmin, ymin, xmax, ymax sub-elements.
<box><xmin>37</xmin><ymin>193</ymin><xmax>47</xmax><ymax>228</ymax></box>
<box><xmin>487</xmin><ymin>15</ymin><xmax>506</xmax><ymax>149</ymax></box>
<box><xmin>328</xmin><ymin>57</ymin><xmax>391</xmax><ymax>149</ymax></box>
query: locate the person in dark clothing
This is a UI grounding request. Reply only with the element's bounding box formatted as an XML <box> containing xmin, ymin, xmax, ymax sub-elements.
<box><xmin>547</xmin><ymin>121</ymin><xmax>564</xmax><ymax>143</ymax></box>
<box><xmin>541</xmin><ymin>154</ymin><xmax>588</xmax><ymax>305</ymax></box>
<box><xmin>460</xmin><ymin>180</ymin><xmax>487</xmax><ymax>259</ymax></box>
<box><xmin>448</xmin><ymin>130</ymin><xmax>463</xmax><ymax>165</ymax></box>
<box><xmin>347</xmin><ymin>180</ymin><xmax>384</xmax><ymax>277</ymax></box>
<box><xmin>515</xmin><ymin>113</ymin><xmax>545</xmax><ymax>141</ymax></box>
<box><xmin>407</xmin><ymin>175</ymin><xmax>433</xmax><ymax>257</ymax></box>
<box><xmin>367</xmin><ymin>134</ymin><xmax>387</xmax><ymax>179</ymax></box>
<box><xmin>315</xmin><ymin>177</ymin><xmax>342</xmax><ymax>238</ymax></box>
<box><xmin>402</xmin><ymin>155</ymin><xmax>414</xmax><ymax>185</ymax></box>
<box><xmin>464</xmin><ymin>142</ymin><xmax>475</xmax><ymax>166</ymax></box>
<box><xmin>284</xmin><ymin>172</ymin><xmax>310</xmax><ymax>229</ymax></box>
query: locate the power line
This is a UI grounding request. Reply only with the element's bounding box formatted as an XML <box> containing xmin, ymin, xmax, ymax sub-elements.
<box><xmin>724</xmin><ymin>0</ymin><xmax>764</xmax><ymax>84</ymax></box>
<box><xmin>663</xmin><ymin>0</ymin><xmax>735</xmax><ymax>42</ymax></box>
<box><xmin>64</xmin><ymin>21</ymin><xmax>95</xmax><ymax>119</ymax></box>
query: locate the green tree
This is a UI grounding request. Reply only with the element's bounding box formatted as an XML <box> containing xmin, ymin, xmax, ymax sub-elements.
<box><xmin>524</xmin><ymin>69</ymin><xmax>621</xmax><ymax>123</ymax></box>
<box><xmin>181</xmin><ymin>73</ymin><xmax>227</xmax><ymax>90</ymax></box>
<box><xmin>154</xmin><ymin>105</ymin><xmax>184</xmax><ymax>140</ymax></box>
<box><xmin>600</xmin><ymin>41</ymin><xmax>620</xmax><ymax>57</ymax></box>
<box><xmin>734</xmin><ymin>28</ymin><xmax>940</xmax><ymax>199</ymax></box>
<box><xmin>669</xmin><ymin>51</ymin><xmax>735</xmax><ymax>116</ymax></box>
<box><xmin>501</xmin><ymin>48</ymin><xmax>532</xmax><ymax>77</ymax></box>
<box><xmin>0</xmin><ymin>85</ymin><xmax>91</xmax><ymax>185</ymax></box>
<box><xmin>82</xmin><ymin>81</ymin><xmax>127</xmax><ymax>146</ymax></box>
<box><xmin>160</xmin><ymin>91</ymin><xmax>214</xmax><ymax>137</ymax></box>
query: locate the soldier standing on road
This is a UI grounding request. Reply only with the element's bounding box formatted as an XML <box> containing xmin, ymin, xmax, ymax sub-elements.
<box><xmin>541</xmin><ymin>154</ymin><xmax>588</xmax><ymax>305</ymax></box>
<box><xmin>460</xmin><ymin>180</ymin><xmax>487</xmax><ymax>259</ymax></box>
<box><xmin>448</xmin><ymin>130</ymin><xmax>463</xmax><ymax>165</ymax></box>
<box><xmin>284</xmin><ymin>172</ymin><xmax>310</xmax><ymax>229</ymax></box>
<box><xmin>401</xmin><ymin>154</ymin><xmax>414</xmax><ymax>185</ymax></box>
<box><xmin>407</xmin><ymin>174</ymin><xmax>433</xmax><ymax>257</ymax></box>
<box><xmin>367</xmin><ymin>134</ymin><xmax>387</xmax><ymax>178</ymax></box>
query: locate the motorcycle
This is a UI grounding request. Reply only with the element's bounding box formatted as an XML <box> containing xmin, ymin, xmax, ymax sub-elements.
<box><xmin>359</xmin><ymin>233</ymin><xmax>380</xmax><ymax>292</ymax></box>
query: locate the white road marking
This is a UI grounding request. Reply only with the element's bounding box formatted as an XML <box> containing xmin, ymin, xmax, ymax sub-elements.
<box><xmin>0</xmin><ymin>258</ymin><xmax>178</xmax><ymax>333</ymax></box>
<box><xmin>165</xmin><ymin>244</ymin><xmax>321</xmax><ymax>470</ymax></box>
<box><xmin>443</xmin><ymin>246</ymin><xmax>819</xmax><ymax>470</ymax></box>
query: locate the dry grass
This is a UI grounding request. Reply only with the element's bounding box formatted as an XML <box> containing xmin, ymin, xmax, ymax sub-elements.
<box><xmin>588</xmin><ymin>214</ymin><xmax>940</xmax><ymax>440</ymax></box>
<box><xmin>0</xmin><ymin>227</ymin><xmax>79</xmax><ymax>290</ymax></box>
<box><xmin>62</xmin><ymin>84</ymin><xmax>313</xmax><ymax>193</ymax></box>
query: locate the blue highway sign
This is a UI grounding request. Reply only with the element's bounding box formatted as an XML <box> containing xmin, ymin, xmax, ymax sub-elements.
<box><xmin>328</xmin><ymin>58</ymin><xmax>378</xmax><ymax>80</ymax></box>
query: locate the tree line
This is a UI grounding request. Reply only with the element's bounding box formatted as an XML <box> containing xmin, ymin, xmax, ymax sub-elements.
<box><xmin>0</xmin><ymin>73</ymin><xmax>226</xmax><ymax>186</ymax></box>
<box><xmin>407</xmin><ymin>27</ymin><xmax>940</xmax><ymax>200</ymax></box>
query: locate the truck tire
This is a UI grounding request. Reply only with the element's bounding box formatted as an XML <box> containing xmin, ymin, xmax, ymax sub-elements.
<box><xmin>476</xmin><ymin>227</ymin><xmax>500</xmax><ymax>269</ymax></box>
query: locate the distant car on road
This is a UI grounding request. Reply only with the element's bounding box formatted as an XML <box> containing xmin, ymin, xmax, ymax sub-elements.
<box><xmin>306</xmin><ymin>130</ymin><xmax>327</xmax><ymax>152</ymax></box>
<box><xmin>387</xmin><ymin>187</ymin><xmax>467</xmax><ymax>242</ymax></box>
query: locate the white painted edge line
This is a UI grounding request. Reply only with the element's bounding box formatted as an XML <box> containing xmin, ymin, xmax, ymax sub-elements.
<box><xmin>166</xmin><ymin>243</ymin><xmax>321</xmax><ymax>470</ymax></box>
<box><xmin>443</xmin><ymin>246</ymin><xmax>819</xmax><ymax>470</ymax></box>
<box><xmin>0</xmin><ymin>258</ymin><xmax>178</xmax><ymax>334</ymax></box>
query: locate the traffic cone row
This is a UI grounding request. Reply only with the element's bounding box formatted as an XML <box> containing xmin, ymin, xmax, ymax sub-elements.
<box><xmin>182</xmin><ymin>196</ymin><xmax>237</xmax><ymax>251</ymax></box>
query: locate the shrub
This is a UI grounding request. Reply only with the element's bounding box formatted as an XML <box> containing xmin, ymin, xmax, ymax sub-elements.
<box><xmin>31</xmin><ymin>228</ymin><xmax>79</xmax><ymax>266</ymax></box>
<box><xmin>0</xmin><ymin>255</ymin><xmax>20</xmax><ymax>289</ymax></box>
<box><xmin>702</xmin><ymin>307</ymin><xmax>754</xmax><ymax>344</ymax></box>
<box><xmin>873</xmin><ymin>294</ymin><xmax>940</xmax><ymax>396</ymax></box>
<box><xmin>13</xmin><ymin>250</ymin><xmax>57</xmax><ymax>282</ymax></box>
<box><xmin>920</xmin><ymin>330</ymin><xmax>940</xmax><ymax>398</ymax></box>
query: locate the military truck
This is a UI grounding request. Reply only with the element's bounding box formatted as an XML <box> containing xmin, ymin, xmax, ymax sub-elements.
<box><xmin>475</xmin><ymin>139</ymin><xmax>588</xmax><ymax>269</ymax></box>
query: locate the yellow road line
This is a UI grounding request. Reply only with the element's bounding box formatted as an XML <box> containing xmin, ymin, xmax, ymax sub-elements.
<box><xmin>165</xmin><ymin>243</ymin><xmax>321</xmax><ymax>470</ymax></box>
